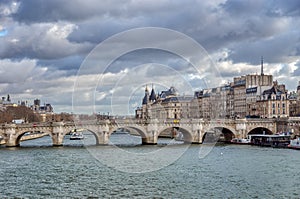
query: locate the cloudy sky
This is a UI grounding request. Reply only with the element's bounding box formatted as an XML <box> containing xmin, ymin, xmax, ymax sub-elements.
<box><xmin>0</xmin><ymin>0</ymin><xmax>300</xmax><ymax>115</ymax></box>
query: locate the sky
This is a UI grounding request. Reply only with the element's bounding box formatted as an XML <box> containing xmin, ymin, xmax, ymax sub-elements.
<box><xmin>0</xmin><ymin>0</ymin><xmax>300</xmax><ymax>115</ymax></box>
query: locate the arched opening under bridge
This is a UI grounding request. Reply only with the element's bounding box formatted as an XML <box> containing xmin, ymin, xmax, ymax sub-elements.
<box><xmin>17</xmin><ymin>130</ymin><xmax>52</xmax><ymax>147</ymax></box>
<box><xmin>108</xmin><ymin>126</ymin><xmax>145</xmax><ymax>146</ymax></box>
<box><xmin>203</xmin><ymin>127</ymin><xmax>235</xmax><ymax>143</ymax></box>
<box><xmin>248</xmin><ymin>127</ymin><xmax>273</xmax><ymax>135</ymax></box>
<box><xmin>63</xmin><ymin>128</ymin><xmax>98</xmax><ymax>146</ymax></box>
<box><xmin>158</xmin><ymin>127</ymin><xmax>193</xmax><ymax>145</ymax></box>
<box><xmin>214</xmin><ymin>127</ymin><xmax>235</xmax><ymax>143</ymax></box>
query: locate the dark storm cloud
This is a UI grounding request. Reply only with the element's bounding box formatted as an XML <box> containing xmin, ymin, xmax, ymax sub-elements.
<box><xmin>12</xmin><ymin>0</ymin><xmax>127</xmax><ymax>23</ymax></box>
<box><xmin>228</xmin><ymin>30</ymin><xmax>300</xmax><ymax>64</ymax></box>
<box><xmin>67</xmin><ymin>18</ymin><xmax>139</xmax><ymax>44</ymax></box>
<box><xmin>107</xmin><ymin>49</ymin><xmax>193</xmax><ymax>74</ymax></box>
<box><xmin>37</xmin><ymin>55</ymin><xmax>84</xmax><ymax>75</ymax></box>
<box><xmin>1</xmin><ymin>0</ymin><xmax>300</xmax><ymax>113</ymax></box>
<box><xmin>265</xmin><ymin>0</ymin><xmax>300</xmax><ymax>17</ymax></box>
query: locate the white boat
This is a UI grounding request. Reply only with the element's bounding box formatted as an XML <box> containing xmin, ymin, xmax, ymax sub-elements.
<box><xmin>70</xmin><ymin>132</ymin><xmax>84</xmax><ymax>140</ymax></box>
<box><xmin>175</xmin><ymin>131</ymin><xmax>184</xmax><ymax>141</ymax></box>
<box><xmin>288</xmin><ymin>138</ymin><xmax>300</xmax><ymax>150</ymax></box>
<box><xmin>230</xmin><ymin>138</ymin><xmax>251</xmax><ymax>145</ymax></box>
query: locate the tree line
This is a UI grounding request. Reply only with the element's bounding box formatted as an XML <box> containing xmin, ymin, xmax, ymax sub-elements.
<box><xmin>0</xmin><ymin>106</ymin><xmax>74</xmax><ymax>123</ymax></box>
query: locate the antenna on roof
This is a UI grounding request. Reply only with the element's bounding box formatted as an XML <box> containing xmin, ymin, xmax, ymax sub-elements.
<box><xmin>261</xmin><ymin>56</ymin><xmax>264</xmax><ymax>76</ymax></box>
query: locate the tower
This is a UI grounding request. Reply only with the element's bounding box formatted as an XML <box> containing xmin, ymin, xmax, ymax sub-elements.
<box><xmin>149</xmin><ymin>84</ymin><xmax>156</xmax><ymax>102</ymax></box>
<box><xmin>261</xmin><ymin>56</ymin><xmax>264</xmax><ymax>76</ymax></box>
<box><xmin>142</xmin><ymin>85</ymin><xmax>150</xmax><ymax>105</ymax></box>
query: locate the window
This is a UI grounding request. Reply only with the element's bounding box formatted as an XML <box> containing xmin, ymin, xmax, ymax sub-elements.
<box><xmin>283</xmin><ymin>103</ymin><xmax>285</xmax><ymax>108</ymax></box>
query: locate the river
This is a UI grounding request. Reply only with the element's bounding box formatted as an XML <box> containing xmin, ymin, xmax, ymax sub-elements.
<box><xmin>0</xmin><ymin>132</ymin><xmax>299</xmax><ymax>198</ymax></box>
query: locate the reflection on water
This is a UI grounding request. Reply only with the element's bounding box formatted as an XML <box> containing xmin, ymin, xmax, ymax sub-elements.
<box><xmin>1</xmin><ymin>132</ymin><xmax>300</xmax><ymax>198</ymax></box>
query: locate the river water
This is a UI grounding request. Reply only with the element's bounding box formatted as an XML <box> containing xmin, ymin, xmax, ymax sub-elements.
<box><xmin>0</xmin><ymin>132</ymin><xmax>299</xmax><ymax>198</ymax></box>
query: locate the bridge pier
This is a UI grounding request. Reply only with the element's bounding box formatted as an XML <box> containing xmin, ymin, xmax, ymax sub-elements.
<box><xmin>142</xmin><ymin>131</ymin><xmax>158</xmax><ymax>145</ymax></box>
<box><xmin>191</xmin><ymin>130</ymin><xmax>203</xmax><ymax>144</ymax></box>
<box><xmin>52</xmin><ymin>133</ymin><xmax>64</xmax><ymax>146</ymax></box>
<box><xmin>97</xmin><ymin>131</ymin><xmax>109</xmax><ymax>145</ymax></box>
<box><xmin>51</xmin><ymin>122</ymin><xmax>65</xmax><ymax>146</ymax></box>
<box><xmin>4</xmin><ymin>124</ymin><xmax>20</xmax><ymax>147</ymax></box>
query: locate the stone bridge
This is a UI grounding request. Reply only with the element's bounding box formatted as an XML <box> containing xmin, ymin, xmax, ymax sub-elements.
<box><xmin>0</xmin><ymin>118</ymin><xmax>299</xmax><ymax>147</ymax></box>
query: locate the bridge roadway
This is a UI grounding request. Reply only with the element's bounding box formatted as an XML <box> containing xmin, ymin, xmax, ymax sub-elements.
<box><xmin>0</xmin><ymin>118</ymin><xmax>299</xmax><ymax>147</ymax></box>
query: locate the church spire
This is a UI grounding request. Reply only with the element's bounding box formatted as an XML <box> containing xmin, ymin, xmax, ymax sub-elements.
<box><xmin>142</xmin><ymin>85</ymin><xmax>150</xmax><ymax>105</ymax></box>
<box><xmin>149</xmin><ymin>84</ymin><xmax>156</xmax><ymax>102</ymax></box>
<box><xmin>261</xmin><ymin>56</ymin><xmax>264</xmax><ymax>76</ymax></box>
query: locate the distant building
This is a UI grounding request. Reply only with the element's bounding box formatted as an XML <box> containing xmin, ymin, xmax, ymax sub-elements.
<box><xmin>289</xmin><ymin>81</ymin><xmax>300</xmax><ymax>117</ymax></box>
<box><xmin>256</xmin><ymin>82</ymin><xmax>289</xmax><ymax>118</ymax></box>
<box><xmin>31</xmin><ymin>99</ymin><xmax>53</xmax><ymax>114</ymax></box>
<box><xmin>136</xmin><ymin>86</ymin><xmax>194</xmax><ymax>120</ymax></box>
<box><xmin>0</xmin><ymin>94</ymin><xmax>18</xmax><ymax>107</ymax></box>
<box><xmin>136</xmin><ymin>59</ymin><xmax>296</xmax><ymax>120</ymax></box>
<box><xmin>233</xmin><ymin>73</ymin><xmax>273</xmax><ymax>118</ymax></box>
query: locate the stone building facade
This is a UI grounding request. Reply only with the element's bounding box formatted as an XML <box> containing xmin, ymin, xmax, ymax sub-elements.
<box><xmin>136</xmin><ymin>86</ymin><xmax>194</xmax><ymax>120</ymax></box>
<box><xmin>136</xmin><ymin>74</ymin><xmax>297</xmax><ymax>120</ymax></box>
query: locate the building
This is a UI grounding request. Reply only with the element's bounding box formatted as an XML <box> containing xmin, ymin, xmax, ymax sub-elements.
<box><xmin>31</xmin><ymin>99</ymin><xmax>53</xmax><ymax>114</ymax></box>
<box><xmin>289</xmin><ymin>81</ymin><xmax>300</xmax><ymax>117</ymax></box>
<box><xmin>255</xmin><ymin>82</ymin><xmax>289</xmax><ymax>118</ymax></box>
<box><xmin>135</xmin><ymin>59</ymin><xmax>295</xmax><ymax>120</ymax></box>
<box><xmin>193</xmin><ymin>84</ymin><xmax>233</xmax><ymax>119</ymax></box>
<box><xmin>234</xmin><ymin>58</ymin><xmax>273</xmax><ymax>118</ymax></box>
<box><xmin>234</xmin><ymin>74</ymin><xmax>273</xmax><ymax>118</ymax></box>
<box><xmin>136</xmin><ymin>86</ymin><xmax>194</xmax><ymax>120</ymax></box>
<box><xmin>288</xmin><ymin>91</ymin><xmax>298</xmax><ymax>116</ymax></box>
<box><xmin>0</xmin><ymin>94</ymin><xmax>18</xmax><ymax>107</ymax></box>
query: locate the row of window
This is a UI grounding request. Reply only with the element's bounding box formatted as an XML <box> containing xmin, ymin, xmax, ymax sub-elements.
<box><xmin>272</xmin><ymin>103</ymin><xmax>285</xmax><ymax>108</ymax></box>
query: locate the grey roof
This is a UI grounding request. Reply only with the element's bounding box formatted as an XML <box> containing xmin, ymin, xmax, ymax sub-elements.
<box><xmin>142</xmin><ymin>87</ymin><xmax>149</xmax><ymax>105</ymax></box>
<box><xmin>262</xmin><ymin>86</ymin><xmax>284</xmax><ymax>100</ymax></box>
<box><xmin>149</xmin><ymin>88</ymin><xmax>156</xmax><ymax>101</ymax></box>
<box><xmin>142</xmin><ymin>94</ymin><xmax>148</xmax><ymax>105</ymax></box>
<box><xmin>161</xmin><ymin>96</ymin><xmax>193</xmax><ymax>103</ymax></box>
<box><xmin>160</xmin><ymin>86</ymin><xmax>179</xmax><ymax>98</ymax></box>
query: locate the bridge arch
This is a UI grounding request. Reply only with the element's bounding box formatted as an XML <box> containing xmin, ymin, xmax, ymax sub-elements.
<box><xmin>214</xmin><ymin>126</ymin><xmax>236</xmax><ymax>142</ymax></box>
<box><xmin>15</xmin><ymin>129</ymin><xmax>52</xmax><ymax>146</ymax></box>
<box><xmin>61</xmin><ymin>127</ymin><xmax>100</xmax><ymax>145</ymax></box>
<box><xmin>109</xmin><ymin>125</ymin><xmax>148</xmax><ymax>138</ymax></box>
<box><xmin>202</xmin><ymin>126</ymin><xmax>235</xmax><ymax>143</ymax></box>
<box><xmin>247</xmin><ymin>127</ymin><xmax>273</xmax><ymax>135</ymax></box>
<box><xmin>158</xmin><ymin>126</ymin><xmax>193</xmax><ymax>143</ymax></box>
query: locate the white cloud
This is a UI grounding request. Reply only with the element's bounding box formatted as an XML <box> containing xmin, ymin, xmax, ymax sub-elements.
<box><xmin>0</xmin><ymin>22</ymin><xmax>92</xmax><ymax>59</ymax></box>
<box><xmin>0</xmin><ymin>59</ymin><xmax>38</xmax><ymax>83</ymax></box>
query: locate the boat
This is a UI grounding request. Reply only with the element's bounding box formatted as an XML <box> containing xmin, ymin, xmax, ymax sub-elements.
<box><xmin>175</xmin><ymin>131</ymin><xmax>184</xmax><ymax>141</ymax></box>
<box><xmin>250</xmin><ymin>134</ymin><xmax>291</xmax><ymax>148</ymax></box>
<box><xmin>288</xmin><ymin>138</ymin><xmax>300</xmax><ymax>150</ymax></box>
<box><xmin>70</xmin><ymin>132</ymin><xmax>84</xmax><ymax>140</ymax></box>
<box><xmin>113</xmin><ymin>129</ymin><xmax>128</xmax><ymax>134</ymax></box>
<box><xmin>230</xmin><ymin>138</ymin><xmax>251</xmax><ymax>145</ymax></box>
